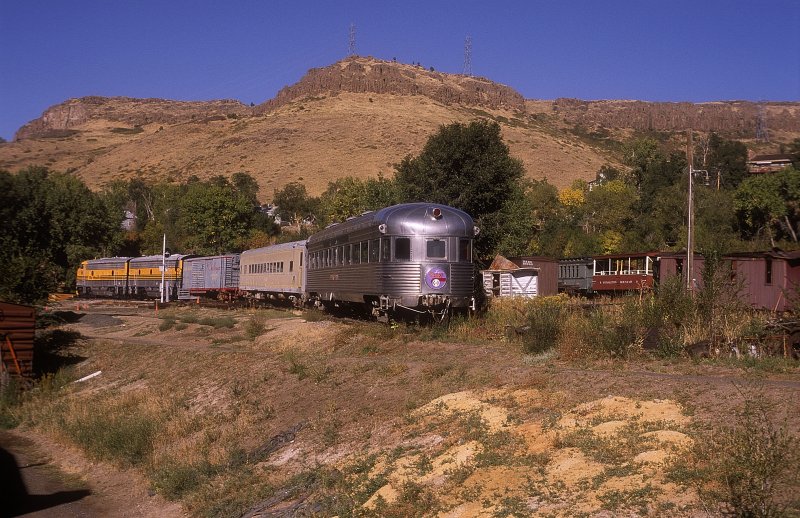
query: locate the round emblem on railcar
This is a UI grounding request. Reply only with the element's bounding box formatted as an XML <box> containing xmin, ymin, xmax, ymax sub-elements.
<box><xmin>425</xmin><ymin>266</ymin><xmax>448</xmax><ymax>290</ymax></box>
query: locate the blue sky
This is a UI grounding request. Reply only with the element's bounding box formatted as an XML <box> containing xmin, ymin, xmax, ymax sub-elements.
<box><xmin>1</xmin><ymin>0</ymin><xmax>798</xmax><ymax>141</ymax></box>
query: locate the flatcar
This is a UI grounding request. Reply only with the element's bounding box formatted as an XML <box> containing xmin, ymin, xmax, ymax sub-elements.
<box><xmin>179</xmin><ymin>254</ymin><xmax>241</xmax><ymax>301</ymax></box>
<box><xmin>76</xmin><ymin>257</ymin><xmax>132</xmax><ymax>297</ymax></box>
<box><xmin>239</xmin><ymin>240</ymin><xmax>306</xmax><ymax>305</ymax></box>
<box><xmin>128</xmin><ymin>254</ymin><xmax>191</xmax><ymax>300</ymax></box>
<box><xmin>305</xmin><ymin>203</ymin><xmax>478</xmax><ymax>320</ymax></box>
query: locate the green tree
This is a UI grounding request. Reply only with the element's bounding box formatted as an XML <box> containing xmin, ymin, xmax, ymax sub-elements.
<box><xmin>705</xmin><ymin>133</ymin><xmax>748</xmax><ymax>190</ymax></box>
<box><xmin>231</xmin><ymin>171</ymin><xmax>260</xmax><ymax>206</ymax></box>
<box><xmin>318</xmin><ymin>175</ymin><xmax>398</xmax><ymax>224</ymax></box>
<box><xmin>272</xmin><ymin>182</ymin><xmax>318</xmax><ymax>224</ymax></box>
<box><xmin>734</xmin><ymin>167</ymin><xmax>800</xmax><ymax>246</ymax></box>
<box><xmin>394</xmin><ymin>120</ymin><xmax>526</xmax><ymax>260</ymax></box>
<box><xmin>0</xmin><ymin>167</ymin><xmax>122</xmax><ymax>302</ymax></box>
<box><xmin>179</xmin><ymin>181</ymin><xmax>253</xmax><ymax>254</ymax></box>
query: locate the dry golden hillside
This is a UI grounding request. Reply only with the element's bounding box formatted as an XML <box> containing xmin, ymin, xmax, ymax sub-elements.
<box><xmin>2</xmin><ymin>56</ymin><xmax>798</xmax><ymax>198</ymax></box>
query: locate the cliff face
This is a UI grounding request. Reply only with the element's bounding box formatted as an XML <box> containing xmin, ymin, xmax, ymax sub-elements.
<box><xmin>14</xmin><ymin>57</ymin><xmax>800</xmax><ymax>142</ymax></box>
<box><xmin>256</xmin><ymin>56</ymin><xmax>527</xmax><ymax>114</ymax></box>
<box><xmin>14</xmin><ymin>97</ymin><xmax>250</xmax><ymax>141</ymax></box>
<box><xmin>536</xmin><ymin>98</ymin><xmax>800</xmax><ymax>136</ymax></box>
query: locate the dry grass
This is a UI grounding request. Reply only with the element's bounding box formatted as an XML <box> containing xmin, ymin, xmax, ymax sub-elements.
<box><xmin>3</xmin><ymin>302</ymin><xmax>799</xmax><ymax>517</ymax></box>
<box><xmin>0</xmin><ymin>93</ymin><xmax>616</xmax><ymax>194</ymax></box>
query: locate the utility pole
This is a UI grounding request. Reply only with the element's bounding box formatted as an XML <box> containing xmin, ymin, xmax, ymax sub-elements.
<box><xmin>161</xmin><ymin>233</ymin><xmax>167</xmax><ymax>303</ymax></box>
<box><xmin>463</xmin><ymin>35</ymin><xmax>472</xmax><ymax>76</ymax></box>
<box><xmin>348</xmin><ymin>23</ymin><xmax>356</xmax><ymax>56</ymax></box>
<box><xmin>686</xmin><ymin>130</ymin><xmax>694</xmax><ymax>293</ymax></box>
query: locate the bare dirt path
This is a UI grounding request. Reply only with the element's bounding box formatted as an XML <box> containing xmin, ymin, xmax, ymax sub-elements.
<box><xmin>0</xmin><ymin>430</ymin><xmax>184</xmax><ymax>518</ymax></box>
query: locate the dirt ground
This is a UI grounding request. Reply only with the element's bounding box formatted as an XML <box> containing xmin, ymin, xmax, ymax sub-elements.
<box><xmin>7</xmin><ymin>300</ymin><xmax>800</xmax><ymax>517</ymax></box>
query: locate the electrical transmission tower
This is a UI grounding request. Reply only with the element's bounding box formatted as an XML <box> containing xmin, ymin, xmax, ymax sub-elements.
<box><xmin>463</xmin><ymin>35</ymin><xmax>472</xmax><ymax>76</ymax></box>
<box><xmin>756</xmin><ymin>102</ymin><xmax>769</xmax><ymax>142</ymax></box>
<box><xmin>348</xmin><ymin>23</ymin><xmax>356</xmax><ymax>56</ymax></box>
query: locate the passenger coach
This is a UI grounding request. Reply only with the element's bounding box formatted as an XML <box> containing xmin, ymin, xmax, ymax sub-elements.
<box><xmin>305</xmin><ymin>203</ymin><xmax>478</xmax><ymax>320</ymax></box>
<box><xmin>239</xmin><ymin>240</ymin><xmax>306</xmax><ymax>305</ymax></box>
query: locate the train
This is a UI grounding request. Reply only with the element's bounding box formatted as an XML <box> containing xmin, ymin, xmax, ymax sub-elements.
<box><xmin>557</xmin><ymin>252</ymin><xmax>700</xmax><ymax>295</ymax></box>
<box><xmin>76</xmin><ymin>203</ymin><xmax>479</xmax><ymax>320</ymax></box>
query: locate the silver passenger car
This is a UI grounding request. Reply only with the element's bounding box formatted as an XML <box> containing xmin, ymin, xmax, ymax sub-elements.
<box><xmin>239</xmin><ymin>240</ymin><xmax>307</xmax><ymax>304</ymax></box>
<box><xmin>306</xmin><ymin>203</ymin><xmax>478</xmax><ymax>319</ymax></box>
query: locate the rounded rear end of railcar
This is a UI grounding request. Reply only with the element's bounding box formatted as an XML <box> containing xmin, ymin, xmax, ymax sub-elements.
<box><xmin>306</xmin><ymin>203</ymin><xmax>478</xmax><ymax>321</ymax></box>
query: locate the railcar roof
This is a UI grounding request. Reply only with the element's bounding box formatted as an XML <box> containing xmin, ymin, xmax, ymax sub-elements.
<box><xmin>184</xmin><ymin>253</ymin><xmax>240</xmax><ymax>262</ymax></box>
<box><xmin>241</xmin><ymin>240</ymin><xmax>307</xmax><ymax>257</ymax></box>
<box><xmin>84</xmin><ymin>257</ymin><xmax>132</xmax><ymax>265</ymax></box>
<box><xmin>308</xmin><ymin>203</ymin><xmax>474</xmax><ymax>244</ymax></box>
<box><xmin>129</xmin><ymin>254</ymin><xmax>191</xmax><ymax>263</ymax></box>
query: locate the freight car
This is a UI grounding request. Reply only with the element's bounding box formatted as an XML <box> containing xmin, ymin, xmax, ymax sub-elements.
<box><xmin>179</xmin><ymin>254</ymin><xmax>241</xmax><ymax>301</ymax></box>
<box><xmin>306</xmin><ymin>203</ymin><xmax>478</xmax><ymax>320</ymax></box>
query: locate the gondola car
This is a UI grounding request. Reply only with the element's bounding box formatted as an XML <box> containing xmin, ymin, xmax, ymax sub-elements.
<box><xmin>179</xmin><ymin>254</ymin><xmax>241</xmax><ymax>301</ymax></box>
<box><xmin>128</xmin><ymin>254</ymin><xmax>191</xmax><ymax>300</ymax></box>
<box><xmin>305</xmin><ymin>203</ymin><xmax>478</xmax><ymax>320</ymax></box>
<box><xmin>238</xmin><ymin>240</ymin><xmax>306</xmax><ymax>305</ymax></box>
<box><xmin>76</xmin><ymin>257</ymin><xmax>132</xmax><ymax>297</ymax></box>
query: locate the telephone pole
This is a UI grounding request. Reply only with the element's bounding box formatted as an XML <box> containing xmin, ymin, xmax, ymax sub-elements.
<box><xmin>687</xmin><ymin>130</ymin><xmax>694</xmax><ymax>292</ymax></box>
<box><xmin>463</xmin><ymin>35</ymin><xmax>472</xmax><ymax>76</ymax></box>
<box><xmin>348</xmin><ymin>23</ymin><xmax>356</xmax><ymax>56</ymax></box>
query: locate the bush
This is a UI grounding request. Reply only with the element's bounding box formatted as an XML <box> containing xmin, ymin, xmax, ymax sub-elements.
<box><xmin>522</xmin><ymin>295</ymin><xmax>569</xmax><ymax>354</ymax></box>
<box><xmin>690</xmin><ymin>391</ymin><xmax>798</xmax><ymax>517</ymax></box>
<box><xmin>198</xmin><ymin>316</ymin><xmax>236</xmax><ymax>329</ymax></box>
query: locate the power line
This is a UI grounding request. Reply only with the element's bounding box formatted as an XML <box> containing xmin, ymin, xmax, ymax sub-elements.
<box><xmin>463</xmin><ymin>35</ymin><xmax>472</xmax><ymax>76</ymax></box>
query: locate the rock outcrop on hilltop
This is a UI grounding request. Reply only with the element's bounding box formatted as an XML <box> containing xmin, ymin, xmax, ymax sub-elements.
<box><xmin>14</xmin><ymin>97</ymin><xmax>250</xmax><ymax>141</ymax></box>
<box><xmin>13</xmin><ymin>56</ymin><xmax>800</xmax><ymax>143</ymax></box>
<box><xmin>256</xmin><ymin>56</ymin><xmax>527</xmax><ymax>114</ymax></box>
<box><xmin>544</xmin><ymin>98</ymin><xmax>800</xmax><ymax>135</ymax></box>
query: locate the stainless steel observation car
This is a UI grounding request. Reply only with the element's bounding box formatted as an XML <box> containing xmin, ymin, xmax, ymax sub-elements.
<box><xmin>305</xmin><ymin>203</ymin><xmax>478</xmax><ymax>320</ymax></box>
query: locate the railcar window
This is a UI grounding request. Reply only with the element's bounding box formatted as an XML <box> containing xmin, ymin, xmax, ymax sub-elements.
<box><xmin>395</xmin><ymin>237</ymin><xmax>411</xmax><ymax>261</ymax></box>
<box><xmin>381</xmin><ymin>238</ymin><xmax>390</xmax><ymax>262</ymax></box>
<box><xmin>459</xmin><ymin>239</ymin><xmax>472</xmax><ymax>262</ymax></box>
<box><xmin>426</xmin><ymin>239</ymin><xmax>446</xmax><ymax>259</ymax></box>
<box><xmin>290</xmin><ymin>260</ymin><xmax>293</xmax><ymax>272</ymax></box>
<box><xmin>370</xmin><ymin>239</ymin><xmax>379</xmax><ymax>262</ymax></box>
<box><xmin>361</xmin><ymin>242</ymin><xmax>369</xmax><ymax>263</ymax></box>
<box><xmin>344</xmin><ymin>244</ymin><xmax>351</xmax><ymax>264</ymax></box>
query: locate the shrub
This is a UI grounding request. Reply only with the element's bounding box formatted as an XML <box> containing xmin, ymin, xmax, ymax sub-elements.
<box><xmin>687</xmin><ymin>391</ymin><xmax>799</xmax><ymax>517</ymax></box>
<box><xmin>523</xmin><ymin>296</ymin><xmax>568</xmax><ymax>354</ymax></box>
<box><xmin>198</xmin><ymin>316</ymin><xmax>236</xmax><ymax>329</ymax></box>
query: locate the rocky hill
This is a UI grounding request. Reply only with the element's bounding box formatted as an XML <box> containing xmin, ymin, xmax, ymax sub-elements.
<box><xmin>2</xmin><ymin>56</ymin><xmax>798</xmax><ymax>197</ymax></box>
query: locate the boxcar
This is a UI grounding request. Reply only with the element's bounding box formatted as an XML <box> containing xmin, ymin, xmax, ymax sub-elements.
<box><xmin>76</xmin><ymin>257</ymin><xmax>131</xmax><ymax>297</ymax></box>
<box><xmin>239</xmin><ymin>240</ymin><xmax>306</xmax><ymax>304</ymax></box>
<box><xmin>179</xmin><ymin>254</ymin><xmax>241</xmax><ymax>300</ymax></box>
<box><xmin>305</xmin><ymin>203</ymin><xmax>478</xmax><ymax>319</ymax></box>
<box><xmin>128</xmin><ymin>254</ymin><xmax>190</xmax><ymax>300</ymax></box>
